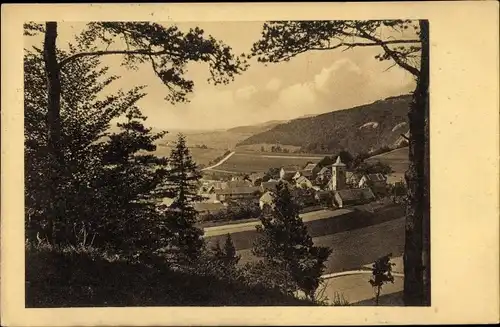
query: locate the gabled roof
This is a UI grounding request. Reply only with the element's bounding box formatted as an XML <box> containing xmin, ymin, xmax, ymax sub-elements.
<box><xmin>333</xmin><ymin>156</ymin><xmax>346</xmax><ymax>167</ymax></box>
<box><xmin>215</xmin><ymin>186</ymin><xmax>260</xmax><ymax>195</ymax></box>
<box><xmin>315</xmin><ymin>190</ymin><xmax>332</xmax><ymax>200</ymax></box>
<box><xmin>364</xmin><ymin>173</ymin><xmax>386</xmax><ymax>182</ymax></box>
<box><xmin>194</xmin><ymin>202</ymin><xmax>226</xmax><ymax>213</ymax></box>
<box><xmin>335</xmin><ymin>188</ymin><xmax>375</xmax><ymax>202</ymax></box>
<box><xmin>318</xmin><ymin>166</ymin><xmax>331</xmax><ymax>175</ymax></box>
<box><xmin>261</xmin><ymin>180</ymin><xmax>279</xmax><ymax>192</ymax></box>
<box><xmin>303</xmin><ymin>162</ymin><xmax>318</xmax><ymax>171</ymax></box>
<box><xmin>224</xmin><ymin>180</ymin><xmax>254</xmax><ymax>189</ymax></box>
<box><xmin>248</xmin><ymin>172</ymin><xmax>266</xmax><ymax>180</ymax></box>
<box><xmin>295</xmin><ymin>175</ymin><xmax>312</xmax><ymax>185</ymax></box>
<box><xmin>346</xmin><ymin>171</ymin><xmax>362</xmax><ymax>180</ymax></box>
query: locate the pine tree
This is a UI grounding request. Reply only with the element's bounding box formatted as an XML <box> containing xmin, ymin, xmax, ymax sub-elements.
<box><xmin>164</xmin><ymin>134</ymin><xmax>205</xmax><ymax>264</ymax></box>
<box><xmin>253</xmin><ymin>182</ymin><xmax>332</xmax><ymax>300</ymax></box>
<box><xmin>222</xmin><ymin>234</ymin><xmax>240</xmax><ymax>268</ymax></box>
<box><xmin>100</xmin><ymin>107</ymin><xmax>170</xmax><ymax>256</ymax></box>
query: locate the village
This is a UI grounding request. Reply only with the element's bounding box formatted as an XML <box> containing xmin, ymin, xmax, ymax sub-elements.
<box><xmin>189</xmin><ymin>153</ymin><xmax>408</xmax><ymax>225</ymax></box>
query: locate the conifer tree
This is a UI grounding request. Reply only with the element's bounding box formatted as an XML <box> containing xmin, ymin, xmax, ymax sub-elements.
<box><xmin>164</xmin><ymin>134</ymin><xmax>205</xmax><ymax>263</ymax></box>
<box><xmin>253</xmin><ymin>182</ymin><xmax>332</xmax><ymax>300</ymax></box>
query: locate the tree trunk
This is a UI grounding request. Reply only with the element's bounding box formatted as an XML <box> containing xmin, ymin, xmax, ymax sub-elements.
<box><xmin>420</xmin><ymin>20</ymin><xmax>431</xmax><ymax>307</ymax></box>
<box><xmin>403</xmin><ymin>19</ymin><xmax>430</xmax><ymax>306</ymax></box>
<box><xmin>43</xmin><ymin>22</ymin><xmax>63</xmax><ymax>244</ymax></box>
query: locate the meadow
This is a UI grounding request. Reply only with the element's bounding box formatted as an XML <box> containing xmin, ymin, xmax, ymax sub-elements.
<box><xmin>216</xmin><ymin>151</ymin><xmax>324</xmax><ymax>173</ymax></box>
<box><xmin>153</xmin><ymin>144</ymin><xmax>227</xmax><ymax>167</ymax></box>
<box><xmin>366</xmin><ymin>147</ymin><xmax>409</xmax><ymax>173</ymax></box>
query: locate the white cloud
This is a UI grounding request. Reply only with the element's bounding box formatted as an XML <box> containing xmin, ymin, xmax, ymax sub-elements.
<box><xmin>265</xmin><ymin>78</ymin><xmax>282</xmax><ymax>91</ymax></box>
<box><xmin>314</xmin><ymin>58</ymin><xmax>363</xmax><ymax>93</ymax></box>
<box><xmin>235</xmin><ymin>85</ymin><xmax>257</xmax><ymax>100</ymax></box>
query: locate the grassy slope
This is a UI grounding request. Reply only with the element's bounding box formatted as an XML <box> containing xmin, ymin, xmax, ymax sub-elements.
<box><xmin>237</xmin><ymin>94</ymin><xmax>412</xmax><ymax>154</ymax></box>
<box><xmin>366</xmin><ymin>146</ymin><xmax>409</xmax><ymax>174</ymax></box>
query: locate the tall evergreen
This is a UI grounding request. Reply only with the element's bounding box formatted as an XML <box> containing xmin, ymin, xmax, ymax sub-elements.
<box><xmin>164</xmin><ymin>134</ymin><xmax>205</xmax><ymax>263</ymax></box>
<box><xmin>253</xmin><ymin>182</ymin><xmax>332</xmax><ymax>300</ymax></box>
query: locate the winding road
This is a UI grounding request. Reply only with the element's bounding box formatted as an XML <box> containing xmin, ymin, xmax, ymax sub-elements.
<box><xmin>201</xmin><ymin>151</ymin><xmax>235</xmax><ymax>171</ymax></box>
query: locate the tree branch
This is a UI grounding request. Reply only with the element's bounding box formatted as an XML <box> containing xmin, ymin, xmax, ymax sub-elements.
<box><xmin>355</xmin><ymin>28</ymin><xmax>420</xmax><ymax>77</ymax></box>
<box><xmin>59</xmin><ymin>48</ymin><xmax>177</xmax><ymax>68</ymax></box>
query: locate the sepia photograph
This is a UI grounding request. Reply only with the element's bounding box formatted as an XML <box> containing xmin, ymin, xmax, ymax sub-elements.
<box><xmin>1</xmin><ymin>2</ymin><xmax>499</xmax><ymax>326</ymax></box>
<box><xmin>23</xmin><ymin>19</ymin><xmax>429</xmax><ymax>308</ymax></box>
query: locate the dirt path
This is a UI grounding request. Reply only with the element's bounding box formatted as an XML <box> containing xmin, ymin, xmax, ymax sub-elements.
<box><xmin>201</xmin><ymin>151</ymin><xmax>235</xmax><ymax>171</ymax></box>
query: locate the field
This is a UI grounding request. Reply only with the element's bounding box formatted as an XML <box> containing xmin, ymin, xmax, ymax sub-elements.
<box><xmin>153</xmin><ymin>144</ymin><xmax>226</xmax><ymax>167</ymax></box>
<box><xmin>216</xmin><ymin>151</ymin><xmax>324</xmax><ymax>173</ymax></box>
<box><xmin>366</xmin><ymin>147</ymin><xmax>409</xmax><ymax>173</ymax></box>
<box><xmin>235</xmin><ymin>144</ymin><xmax>302</xmax><ymax>153</ymax></box>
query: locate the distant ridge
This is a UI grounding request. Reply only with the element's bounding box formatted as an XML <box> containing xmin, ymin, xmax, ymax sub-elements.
<box><xmin>226</xmin><ymin>119</ymin><xmax>288</xmax><ymax>134</ymax></box>
<box><xmin>237</xmin><ymin>94</ymin><xmax>412</xmax><ymax>155</ymax></box>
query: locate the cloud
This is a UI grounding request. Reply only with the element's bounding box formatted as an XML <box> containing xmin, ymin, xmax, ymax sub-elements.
<box><xmin>314</xmin><ymin>59</ymin><xmax>363</xmax><ymax>93</ymax></box>
<box><xmin>265</xmin><ymin>78</ymin><xmax>282</xmax><ymax>91</ymax></box>
<box><xmin>235</xmin><ymin>85</ymin><xmax>257</xmax><ymax>100</ymax></box>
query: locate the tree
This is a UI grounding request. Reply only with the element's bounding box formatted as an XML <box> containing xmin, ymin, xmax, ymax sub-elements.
<box><xmin>369</xmin><ymin>254</ymin><xmax>396</xmax><ymax>306</ymax></box>
<box><xmin>251</xmin><ymin>19</ymin><xmax>430</xmax><ymax>306</ymax></box>
<box><xmin>24</xmin><ymin>44</ymin><xmax>170</xmax><ymax>254</ymax></box>
<box><xmin>253</xmin><ymin>182</ymin><xmax>332</xmax><ymax>300</ymax></box>
<box><xmin>99</xmin><ymin>108</ymin><xmax>171</xmax><ymax>256</ymax></box>
<box><xmin>24</xmin><ymin>21</ymin><xmax>248</xmax><ymax>244</ymax></box>
<box><xmin>354</xmin><ymin>161</ymin><xmax>394</xmax><ymax>176</ymax></box>
<box><xmin>164</xmin><ymin>134</ymin><xmax>205</xmax><ymax>263</ymax></box>
<box><xmin>212</xmin><ymin>233</ymin><xmax>241</xmax><ymax>269</ymax></box>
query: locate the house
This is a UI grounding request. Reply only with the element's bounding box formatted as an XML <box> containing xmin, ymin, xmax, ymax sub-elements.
<box><xmin>198</xmin><ymin>185</ymin><xmax>218</xmax><ymax>202</ymax></box>
<box><xmin>386</xmin><ymin>173</ymin><xmax>406</xmax><ymax>186</ymax></box>
<box><xmin>259</xmin><ymin>191</ymin><xmax>275</xmax><ymax>209</ymax></box>
<box><xmin>314</xmin><ymin>190</ymin><xmax>334</xmax><ymax>207</ymax></box>
<box><xmin>279</xmin><ymin>167</ymin><xmax>297</xmax><ymax>181</ymax></box>
<box><xmin>295</xmin><ymin>175</ymin><xmax>313</xmax><ymax>189</ymax></box>
<box><xmin>247</xmin><ymin>172</ymin><xmax>266</xmax><ymax>185</ymax></box>
<box><xmin>302</xmin><ymin>162</ymin><xmax>321</xmax><ymax>178</ymax></box>
<box><xmin>316</xmin><ymin>166</ymin><xmax>332</xmax><ymax>183</ymax></box>
<box><xmin>293</xmin><ymin>170</ymin><xmax>313</xmax><ymax>180</ymax></box>
<box><xmin>223</xmin><ymin>180</ymin><xmax>254</xmax><ymax>189</ymax></box>
<box><xmin>215</xmin><ymin>186</ymin><xmax>261</xmax><ymax>202</ymax></box>
<box><xmin>333</xmin><ymin>188</ymin><xmax>376</xmax><ymax>208</ymax></box>
<box><xmin>194</xmin><ymin>202</ymin><xmax>226</xmax><ymax>215</ymax></box>
<box><xmin>261</xmin><ymin>180</ymin><xmax>279</xmax><ymax>193</ymax></box>
<box><xmin>346</xmin><ymin>171</ymin><xmax>362</xmax><ymax>187</ymax></box>
<box><xmin>358</xmin><ymin>173</ymin><xmax>387</xmax><ymax>191</ymax></box>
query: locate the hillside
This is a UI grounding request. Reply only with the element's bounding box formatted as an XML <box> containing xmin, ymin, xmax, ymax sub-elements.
<box><xmin>226</xmin><ymin>120</ymin><xmax>287</xmax><ymax>134</ymax></box>
<box><xmin>237</xmin><ymin>94</ymin><xmax>412</xmax><ymax>155</ymax></box>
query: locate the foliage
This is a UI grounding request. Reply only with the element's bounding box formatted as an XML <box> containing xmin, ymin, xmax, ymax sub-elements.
<box><xmin>264</xmin><ymin>167</ymin><xmax>281</xmax><ymax>180</ymax></box>
<box><xmin>290</xmin><ymin>187</ymin><xmax>318</xmax><ymax>210</ymax></box>
<box><xmin>199</xmin><ymin>199</ymin><xmax>261</xmax><ymax>223</ymax></box>
<box><xmin>67</xmin><ymin>22</ymin><xmax>248</xmax><ymax>103</ymax></box>
<box><xmin>252</xmin><ymin>182</ymin><xmax>332</xmax><ymax>300</ymax></box>
<box><xmin>369</xmin><ymin>254</ymin><xmax>396</xmax><ymax>305</ymax></box>
<box><xmin>354</xmin><ymin>161</ymin><xmax>394</xmax><ymax>176</ymax></box>
<box><xmin>237</xmin><ymin>95</ymin><xmax>411</xmax><ymax>154</ymax></box>
<box><xmin>210</xmin><ymin>234</ymin><xmax>241</xmax><ymax>278</ymax></box>
<box><xmin>251</xmin><ymin>20</ymin><xmax>421</xmax><ymax>77</ymax></box>
<box><xmin>26</xmin><ymin>243</ymin><xmax>314</xmax><ymax>307</ymax></box>
<box><xmin>162</xmin><ymin>134</ymin><xmax>205</xmax><ymax>263</ymax></box>
<box><xmin>24</xmin><ymin>45</ymin><xmax>170</xmax><ymax>256</ymax></box>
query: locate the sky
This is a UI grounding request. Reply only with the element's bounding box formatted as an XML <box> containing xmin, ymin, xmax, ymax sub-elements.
<box><xmin>25</xmin><ymin>22</ymin><xmax>417</xmax><ymax>131</ymax></box>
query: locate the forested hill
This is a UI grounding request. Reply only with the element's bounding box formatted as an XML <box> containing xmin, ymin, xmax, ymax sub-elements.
<box><xmin>237</xmin><ymin>94</ymin><xmax>412</xmax><ymax>154</ymax></box>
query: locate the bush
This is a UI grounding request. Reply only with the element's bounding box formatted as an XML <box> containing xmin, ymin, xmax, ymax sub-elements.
<box><xmin>25</xmin><ymin>244</ymin><xmax>314</xmax><ymax>307</ymax></box>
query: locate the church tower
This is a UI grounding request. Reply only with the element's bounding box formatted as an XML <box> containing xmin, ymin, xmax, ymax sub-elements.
<box><xmin>331</xmin><ymin>156</ymin><xmax>346</xmax><ymax>190</ymax></box>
